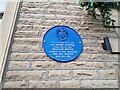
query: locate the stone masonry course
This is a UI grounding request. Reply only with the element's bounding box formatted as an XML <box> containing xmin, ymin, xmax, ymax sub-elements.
<box><xmin>2</xmin><ymin>1</ymin><xmax>119</xmax><ymax>88</ymax></box>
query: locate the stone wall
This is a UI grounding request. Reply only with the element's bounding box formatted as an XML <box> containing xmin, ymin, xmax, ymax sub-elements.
<box><xmin>3</xmin><ymin>1</ymin><xmax>119</xmax><ymax>88</ymax></box>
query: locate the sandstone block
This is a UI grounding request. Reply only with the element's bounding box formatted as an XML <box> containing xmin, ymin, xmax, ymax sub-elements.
<box><xmin>12</xmin><ymin>44</ymin><xmax>40</xmax><ymax>51</ymax></box>
<box><xmin>70</xmin><ymin>11</ymin><xmax>85</xmax><ymax>16</ymax></box>
<box><xmin>15</xmin><ymin>31</ymin><xmax>39</xmax><ymax>38</ymax></box>
<box><xmin>56</xmin><ymin>15</ymin><xmax>81</xmax><ymax>20</ymax></box>
<box><xmin>105</xmin><ymin>62</ymin><xmax>118</xmax><ymax>69</ymax></box>
<box><xmin>29</xmin><ymin>81</ymin><xmax>57</xmax><ymax>88</ymax></box>
<box><xmin>63</xmin><ymin>21</ymin><xmax>81</xmax><ymax>27</ymax></box>
<box><xmin>6</xmin><ymin>70</ymin><xmax>46</xmax><ymax>80</ymax></box>
<box><xmin>48</xmin><ymin>70</ymin><xmax>71</xmax><ymax>79</ymax></box>
<box><xmin>73</xmin><ymin>70</ymin><xmax>98</xmax><ymax>79</ymax></box>
<box><xmin>44</xmin><ymin>14</ymin><xmax>57</xmax><ymax>20</ymax></box>
<box><xmin>4</xmin><ymin>81</ymin><xmax>27</xmax><ymax>88</ymax></box>
<box><xmin>18</xmin><ymin>18</ymin><xmax>44</xmax><ymax>25</ymax></box>
<box><xmin>14</xmin><ymin>38</ymin><xmax>42</xmax><ymax>44</ymax></box>
<box><xmin>55</xmin><ymin>10</ymin><xmax>70</xmax><ymax>15</ymax></box>
<box><xmin>61</xmin><ymin>61</ymin><xmax>104</xmax><ymax>69</ymax></box>
<box><xmin>92</xmin><ymin>54</ymin><xmax>118</xmax><ymax>61</ymax></box>
<box><xmin>82</xmin><ymin>38</ymin><xmax>97</xmax><ymax>47</ymax></box>
<box><xmin>8</xmin><ymin>61</ymin><xmax>29</xmax><ymax>70</ymax></box>
<box><xmin>16</xmin><ymin>24</ymin><xmax>33</xmax><ymax>31</ymax></box>
<box><xmin>60</xmin><ymin>80</ymin><xmax>81</xmax><ymax>88</ymax></box>
<box><xmin>76</xmin><ymin>53</ymin><xmax>91</xmax><ymax>60</ymax></box>
<box><xmin>85</xmin><ymin>46</ymin><xmax>106</xmax><ymax>54</ymax></box>
<box><xmin>81</xmin><ymin>80</ymin><xmax>118</xmax><ymax>88</ymax></box>
<box><xmin>44</xmin><ymin>20</ymin><xmax>62</xmax><ymax>26</ymax></box>
<box><xmin>99</xmin><ymin>70</ymin><xmax>118</xmax><ymax>79</ymax></box>
<box><xmin>49</xmin><ymin>5</ymin><xmax>67</xmax><ymax>10</ymax></box>
<box><xmin>10</xmin><ymin>53</ymin><xmax>47</xmax><ymax>60</ymax></box>
<box><xmin>49</xmin><ymin>1</ymin><xmax>77</xmax><ymax>5</ymax></box>
<box><xmin>33</xmin><ymin>25</ymin><xmax>51</xmax><ymax>31</ymax></box>
<box><xmin>67</xmin><ymin>5</ymin><xmax>81</xmax><ymax>11</ymax></box>
<box><xmin>32</xmin><ymin>61</ymin><xmax>60</xmax><ymax>69</ymax></box>
<box><xmin>85</xmin><ymin>33</ymin><xmax>116</xmax><ymax>39</ymax></box>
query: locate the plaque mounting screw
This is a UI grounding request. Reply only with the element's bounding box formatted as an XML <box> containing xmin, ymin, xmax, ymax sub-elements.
<box><xmin>79</xmin><ymin>42</ymin><xmax>81</xmax><ymax>43</ymax></box>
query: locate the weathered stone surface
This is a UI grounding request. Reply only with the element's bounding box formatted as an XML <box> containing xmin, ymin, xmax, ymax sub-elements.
<box><xmin>81</xmin><ymin>80</ymin><xmax>118</xmax><ymax>88</ymax></box>
<box><xmin>29</xmin><ymin>81</ymin><xmax>57</xmax><ymax>88</ymax></box>
<box><xmin>48</xmin><ymin>70</ymin><xmax>71</xmax><ymax>79</ymax></box>
<box><xmin>92</xmin><ymin>54</ymin><xmax>118</xmax><ymax>61</ymax></box>
<box><xmin>10</xmin><ymin>53</ymin><xmax>47</xmax><ymax>60</ymax></box>
<box><xmin>3</xmin><ymin>0</ymin><xmax>119</xmax><ymax>89</ymax></box>
<box><xmin>82</xmin><ymin>47</ymin><xmax>89</xmax><ymax>53</ymax></box>
<box><xmin>15</xmin><ymin>31</ymin><xmax>39</xmax><ymax>38</ymax></box>
<box><xmin>63</xmin><ymin>19</ymin><xmax>81</xmax><ymax>27</ymax></box>
<box><xmin>44</xmin><ymin>20</ymin><xmax>62</xmax><ymax>26</ymax></box>
<box><xmin>19</xmin><ymin>14</ymin><xmax>48</xmax><ymax>19</ymax></box>
<box><xmin>73</xmin><ymin>70</ymin><xmax>98</xmax><ymax>79</ymax></box>
<box><xmin>16</xmin><ymin>24</ymin><xmax>33</xmax><ymax>31</ymax></box>
<box><xmin>99</xmin><ymin>70</ymin><xmax>118</xmax><ymax>79</ymax></box>
<box><xmin>4</xmin><ymin>81</ymin><xmax>27</xmax><ymax>88</ymax></box>
<box><xmin>88</xmin><ymin>28</ymin><xmax>106</xmax><ymax>32</ymax></box>
<box><xmin>67</xmin><ymin>5</ymin><xmax>81</xmax><ymax>11</ymax></box>
<box><xmin>105</xmin><ymin>62</ymin><xmax>118</xmax><ymax>69</ymax></box>
<box><xmin>61</xmin><ymin>61</ymin><xmax>104</xmax><ymax>69</ymax></box>
<box><xmin>82</xmin><ymin>38</ymin><xmax>97</xmax><ymax>47</ymax></box>
<box><xmin>48</xmin><ymin>5</ymin><xmax>67</xmax><ymax>10</ymax></box>
<box><xmin>6</xmin><ymin>71</ymin><xmax>46</xmax><ymax>80</ymax></box>
<box><xmin>20</xmin><ymin>19</ymin><xmax>79</xmax><ymax>27</ymax></box>
<box><xmin>18</xmin><ymin>18</ymin><xmax>46</xmax><ymax>25</ymax></box>
<box><xmin>12</xmin><ymin>44</ymin><xmax>40</xmax><ymax>51</ymax></box>
<box><xmin>60</xmin><ymin>80</ymin><xmax>81</xmax><ymax>88</ymax></box>
<box><xmin>22</xmin><ymin>1</ymin><xmax>77</xmax><ymax>7</ymax></box>
<box><xmin>76</xmin><ymin>53</ymin><xmax>91</xmax><ymax>60</ymax></box>
<box><xmin>32</xmin><ymin>25</ymin><xmax>51</xmax><ymax>31</ymax></box>
<box><xmin>85</xmin><ymin>46</ymin><xmax>107</xmax><ymax>54</ymax></box>
<box><xmin>32</xmin><ymin>61</ymin><xmax>60</xmax><ymax>69</ymax></box>
<box><xmin>14</xmin><ymin>38</ymin><xmax>42</xmax><ymax>44</ymax></box>
<box><xmin>8</xmin><ymin>61</ymin><xmax>30</xmax><ymax>70</ymax></box>
<box><xmin>82</xmin><ymin>33</ymin><xmax>109</xmax><ymax>39</ymax></box>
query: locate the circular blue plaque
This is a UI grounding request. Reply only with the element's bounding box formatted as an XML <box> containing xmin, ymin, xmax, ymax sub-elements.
<box><xmin>43</xmin><ymin>25</ymin><xmax>83</xmax><ymax>62</ymax></box>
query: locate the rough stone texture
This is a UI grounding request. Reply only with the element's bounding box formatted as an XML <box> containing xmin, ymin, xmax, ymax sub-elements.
<box><xmin>105</xmin><ymin>62</ymin><xmax>118</xmax><ymax>70</ymax></box>
<box><xmin>29</xmin><ymin>81</ymin><xmax>57</xmax><ymax>88</ymax></box>
<box><xmin>8</xmin><ymin>61</ymin><xmax>30</xmax><ymax>70</ymax></box>
<box><xmin>48</xmin><ymin>70</ymin><xmax>71</xmax><ymax>79</ymax></box>
<box><xmin>73</xmin><ymin>70</ymin><xmax>98</xmax><ymax>79</ymax></box>
<box><xmin>12</xmin><ymin>44</ymin><xmax>41</xmax><ymax>51</ymax></box>
<box><xmin>61</xmin><ymin>61</ymin><xmax>104</xmax><ymax>69</ymax></box>
<box><xmin>6</xmin><ymin>70</ymin><xmax>46</xmax><ymax>80</ymax></box>
<box><xmin>4</xmin><ymin>81</ymin><xmax>27</xmax><ymax>88</ymax></box>
<box><xmin>60</xmin><ymin>80</ymin><xmax>81</xmax><ymax>88</ymax></box>
<box><xmin>15</xmin><ymin>31</ymin><xmax>39</xmax><ymax>37</ymax></box>
<box><xmin>76</xmin><ymin>53</ymin><xmax>91</xmax><ymax>60</ymax></box>
<box><xmin>10</xmin><ymin>53</ymin><xmax>47</xmax><ymax>60</ymax></box>
<box><xmin>31</xmin><ymin>61</ymin><xmax>60</xmax><ymax>69</ymax></box>
<box><xmin>81</xmin><ymin>80</ymin><xmax>118</xmax><ymax>88</ymax></box>
<box><xmin>14</xmin><ymin>38</ymin><xmax>42</xmax><ymax>44</ymax></box>
<box><xmin>99</xmin><ymin>70</ymin><xmax>117</xmax><ymax>79</ymax></box>
<box><xmin>3</xmin><ymin>0</ymin><xmax>119</xmax><ymax>89</ymax></box>
<box><xmin>92</xmin><ymin>54</ymin><xmax>118</xmax><ymax>61</ymax></box>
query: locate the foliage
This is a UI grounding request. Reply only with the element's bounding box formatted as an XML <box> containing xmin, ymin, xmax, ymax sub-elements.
<box><xmin>80</xmin><ymin>0</ymin><xmax>120</xmax><ymax>30</ymax></box>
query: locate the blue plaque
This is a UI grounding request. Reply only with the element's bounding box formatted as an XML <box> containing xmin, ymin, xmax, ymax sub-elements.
<box><xmin>43</xmin><ymin>25</ymin><xmax>83</xmax><ymax>62</ymax></box>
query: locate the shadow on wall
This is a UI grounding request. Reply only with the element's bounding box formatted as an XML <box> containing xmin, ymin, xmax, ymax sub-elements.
<box><xmin>0</xmin><ymin>13</ymin><xmax>4</xmax><ymax>19</ymax></box>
